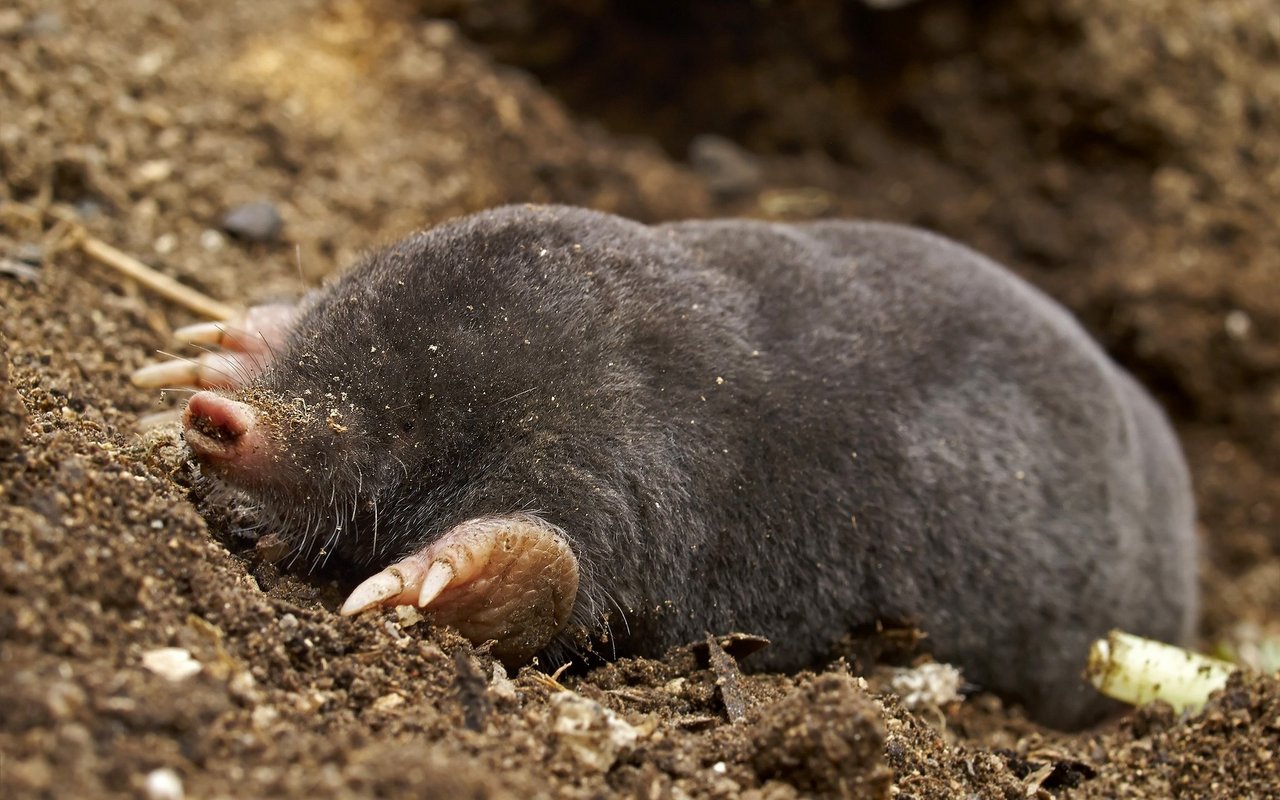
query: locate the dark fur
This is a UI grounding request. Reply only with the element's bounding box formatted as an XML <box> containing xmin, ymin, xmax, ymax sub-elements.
<box><xmin>242</xmin><ymin>205</ymin><xmax>1197</xmax><ymax>728</ymax></box>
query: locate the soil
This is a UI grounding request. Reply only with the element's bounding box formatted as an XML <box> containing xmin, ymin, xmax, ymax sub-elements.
<box><xmin>2</xmin><ymin>0</ymin><xmax>1279</xmax><ymax>797</ymax></box>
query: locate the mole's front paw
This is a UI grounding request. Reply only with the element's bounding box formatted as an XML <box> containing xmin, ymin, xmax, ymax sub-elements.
<box><xmin>131</xmin><ymin>303</ymin><xmax>298</xmax><ymax>390</ymax></box>
<box><xmin>340</xmin><ymin>514</ymin><xmax>580</xmax><ymax>664</ymax></box>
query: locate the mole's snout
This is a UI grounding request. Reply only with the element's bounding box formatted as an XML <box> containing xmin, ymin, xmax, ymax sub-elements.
<box><xmin>183</xmin><ymin>391</ymin><xmax>269</xmax><ymax>474</ymax></box>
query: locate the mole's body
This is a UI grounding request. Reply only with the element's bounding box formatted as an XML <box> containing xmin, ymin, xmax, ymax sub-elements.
<box><xmin>142</xmin><ymin>205</ymin><xmax>1198</xmax><ymax>728</ymax></box>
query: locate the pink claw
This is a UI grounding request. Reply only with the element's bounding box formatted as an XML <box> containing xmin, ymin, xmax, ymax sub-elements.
<box><xmin>131</xmin><ymin>303</ymin><xmax>299</xmax><ymax>390</ymax></box>
<box><xmin>341</xmin><ymin>514</ymin><xmax>580</xmax><ymax>664</ymax></box>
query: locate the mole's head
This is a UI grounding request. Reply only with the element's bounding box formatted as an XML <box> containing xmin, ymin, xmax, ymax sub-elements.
<box><xmin>179</xmin><ymin>208</ymin><xmax>642</xmax><ymax>567</ymax></box>
<box><xmin>178</xmin><ymin>296</ymin><xmax>478</xmax><ymax>566</ymax></box>
<box><xmin>177</xmin><ymin>241</ymin><xmax>565</xmax><ymax>569</ymax></box>
<box><xmin>181</xmin><ymin>377</ymin><xmax>413</xmax><ymax>565</ymax></box>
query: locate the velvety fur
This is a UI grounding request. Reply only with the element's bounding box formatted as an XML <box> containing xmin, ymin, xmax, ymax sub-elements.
<box><xmin>247</xmin><ymin>205</ymin><xmax>1198</xmax><ymax>729</ymax></box>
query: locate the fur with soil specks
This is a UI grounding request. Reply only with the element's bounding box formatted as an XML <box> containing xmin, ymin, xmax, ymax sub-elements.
<box><xmin>231</xmin><ymin>204</ymin><xmax>1197</xmax><ymax>729</ymax></box>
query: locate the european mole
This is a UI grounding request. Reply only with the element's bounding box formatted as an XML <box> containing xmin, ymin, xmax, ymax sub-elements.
<box><xmin>135</xmin><ymin>204</ymin><xmax>1198</xmax><ymax>728</ymax></box>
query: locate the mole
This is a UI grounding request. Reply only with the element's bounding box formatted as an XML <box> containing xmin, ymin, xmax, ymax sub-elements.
<box><xmin>134</xmin><ymin>204</ymin><xmax>1198</xmax><ymax>728</ymax></box>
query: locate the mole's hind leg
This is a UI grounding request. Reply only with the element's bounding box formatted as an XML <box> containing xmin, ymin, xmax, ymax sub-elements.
<box><xmin>131</xmin><ymin>304</ymin><xmax>298</xmax><ymax>390</ymax></box>
<box><xmin>340</xmin><ymin>514</ymin><xmax>580</xmax><ymax>664</ymax></box>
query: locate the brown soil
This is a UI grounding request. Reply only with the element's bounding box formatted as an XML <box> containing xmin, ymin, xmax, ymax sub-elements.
<box><xmin>2</xmin><ymin>0</ymin><xmax>1278</xmax><ymax>796</ymax></box>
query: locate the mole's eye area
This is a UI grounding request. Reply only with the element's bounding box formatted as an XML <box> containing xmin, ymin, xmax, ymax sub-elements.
<box><xmin>402</xmin><ymin>419</ymin><xmax>415</xmax><ymax>433</ymax></box>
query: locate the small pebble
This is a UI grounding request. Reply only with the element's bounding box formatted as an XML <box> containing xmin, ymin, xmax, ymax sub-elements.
<box><xmin>1225</xmin><ymin>309</ymin><xmax>1252</xmax><ymax>340</ymax></box>
<box><xmin>141</xmin><ymin>647</ymin><xmax>202</xmax><ymax>682</ymax></box>
<box><xmin>888</xmin><ymin>662</ymin><xmax>964</xmax><ymax>710</ymax></box>
<box><xmin>136</xmin><ymin>159</ymin><xmax>173</xmax><ymax>183</ymax></box>
<box><xmin>395</xmin><ymin>605</ymin><xmax>424</xmax><ymax>627</ymax></box>
<box><xmin>199</xmin><ymin>229</ymin><xmax>226</xmax><ymax>251</ymax></box>
<box><xmin>144</xmin><ymin>768</ymin><xmax>184</xmax><ymax>800</ymax></box>
<box><xmin>551</xmin><ymin>690</ymin><xmax>640</xmax><ymax>772</ymax></box>
<box><xmin>222</xmin><ymin>201</ymin><xmax>284</xmax><ymax>243</ymax></box>
<box><xmin>154</xmin><ymin>233</ymin><xmax>177</xmax><ymax>255</ymax></box>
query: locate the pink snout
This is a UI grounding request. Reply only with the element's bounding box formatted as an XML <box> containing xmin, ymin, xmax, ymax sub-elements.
<box><xmin>183</xmin><ymin>391</ymin><xmax>271</xmax><ymax>475</ymax></box>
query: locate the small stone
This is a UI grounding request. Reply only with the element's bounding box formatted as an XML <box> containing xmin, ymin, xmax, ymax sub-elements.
<box><xmin>136</xmin><ymin>159</ymin><xmax>173</xmax><ymax>183</ymax></box>
<box><xmin>395</xmin><ymin>605</ymin><xmax>423</xmax><ymax>627</ymax></box>
<box><xmin>199</xmin><ymin>229</ymin><xmax>225</xmax><ymax>251</ymax></box>
<box><xmin>135</xmin><ymin>51</ymin><xmax>167</xmax><ymax>77</ymax></box>
<box><xmin>251</xmin><ymin>705</ymin><xmax>279</xmax><ymax>729</ymax></box>
<box><xmin>140</xmin><ymin>647</ymin><xmax>202</xmax><ymax>682</ymax></box>
<box><xmin>222</xmin><ymin>201</ymin><xmax>284</xmax><ymax>243</ymax></box>
<box><xmin>888</xmin><ymin>662</ymin><xmax>964</xmax><ymax>710</ymax></box>
<box><xmin>1225</xmin><ymin>310</ymin><xmax>1252</xmax><ymax>340</ymax></box>
<box><xmin>154</xmin><ymin>233</ymin><xmax>177</xmax><ymax>254</ymax></box>
<box><xmin>45</xmin><ymin>680</ymin><xmax>87</xmax><ymax>719</ymax></box>
<box><xmin>489</xmin><ymin>662</ymin><xmax>517</xmax><ymax>702</ymax></box>
<box><xmin>144</xmin><ymin>768</ymin><xmax>184</xmax><ymax>800</ymax></box>
<box><xmin>551</xmin><ymin>690</ymin><xmax>640</xmax><ymax>772</ymax></box>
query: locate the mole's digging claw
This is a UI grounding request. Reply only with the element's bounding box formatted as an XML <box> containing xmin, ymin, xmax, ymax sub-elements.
<box><xmin>340</xmin><ymin>514</ymin><xmax>580</xmax><ymax>664</ymax></box>
<box><xmin>172</xmin><ymin>320</ymin><xmax>238</xmax><ymax>345</ymax></box>
<box><xmin>132</xmin><ymin>303</ymin><xmax>300</xmax><ymax>390</ymax></box>
<box><xmin>131</xmin><ymin>352</ymin><xmax>254</xmax><ymax>389</ymax></box>
<box><xmin>338</xmin><ymin>568</ymin><xmax>407</xmax><ymax>613</ymax></box>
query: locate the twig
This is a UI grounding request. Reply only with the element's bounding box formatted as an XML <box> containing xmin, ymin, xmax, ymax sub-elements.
<box><xmin>706</xmin><ymin>633</ymin><xmax>750</xmax><ymax>723</ymax></box>
<box><xmin>529</xmin><ymin>669</ymin><xmax>569</xmax><ymax>693</ymax></box>
<box><xmin>2</xmin><ymin>201</ymin><xmax>237</xmax><ymax>320</ymax></box>
<box><xmin>453</xmin><ymin>650</ymin><xmax>492</xmax><ymax>731</ymax></box>
<box><xmin>80</xmin><ymin>235</ymin><xmax>236</xmax><ymax>320</ymax></box>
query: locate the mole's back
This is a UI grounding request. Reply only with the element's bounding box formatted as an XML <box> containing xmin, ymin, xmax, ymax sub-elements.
<box><xmin>654</xmin><ymin>216</ymin><xmax>1198</xmax><ymax>727</ymax></box>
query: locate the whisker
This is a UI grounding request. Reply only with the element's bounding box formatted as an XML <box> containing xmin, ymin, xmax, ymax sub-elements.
<box><xmin>188</xmin><ymin>343</ymin><xmax>254</xmax><ymax>385</ymax></box>
<box><xmin>498</xmin><ymin>386</ymin><xmax>535</xmax><ymax>405</ymax></box>
<box><xmin>155</xmin><ymin>349</ymin><xmax>241</xmax><ymax>385</ymax></box>
<box><xmin>258</xmin><ymin>329</ymin><xmax>280</xmax><ymax>365</ymax></box>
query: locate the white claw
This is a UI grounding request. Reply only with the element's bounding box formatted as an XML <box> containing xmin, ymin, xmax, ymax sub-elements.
<box><xmin>339</xmin><ymin>567</ymin><xmax>407</xmax><ymax>616</ymax></box>
<box><xmin>131</xmin><ymin>360</ymin><xmax>199</xmax><ymax>388</ymax></box>
<box><xmin>417</xmin><ymin>561</ymin><xmax>455</xmax><ymax>608</ymax></box>
<box><xmin>172</xmin><ymin>320</ymin><xmax>232</xmax><ymax>345</ymax></box>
